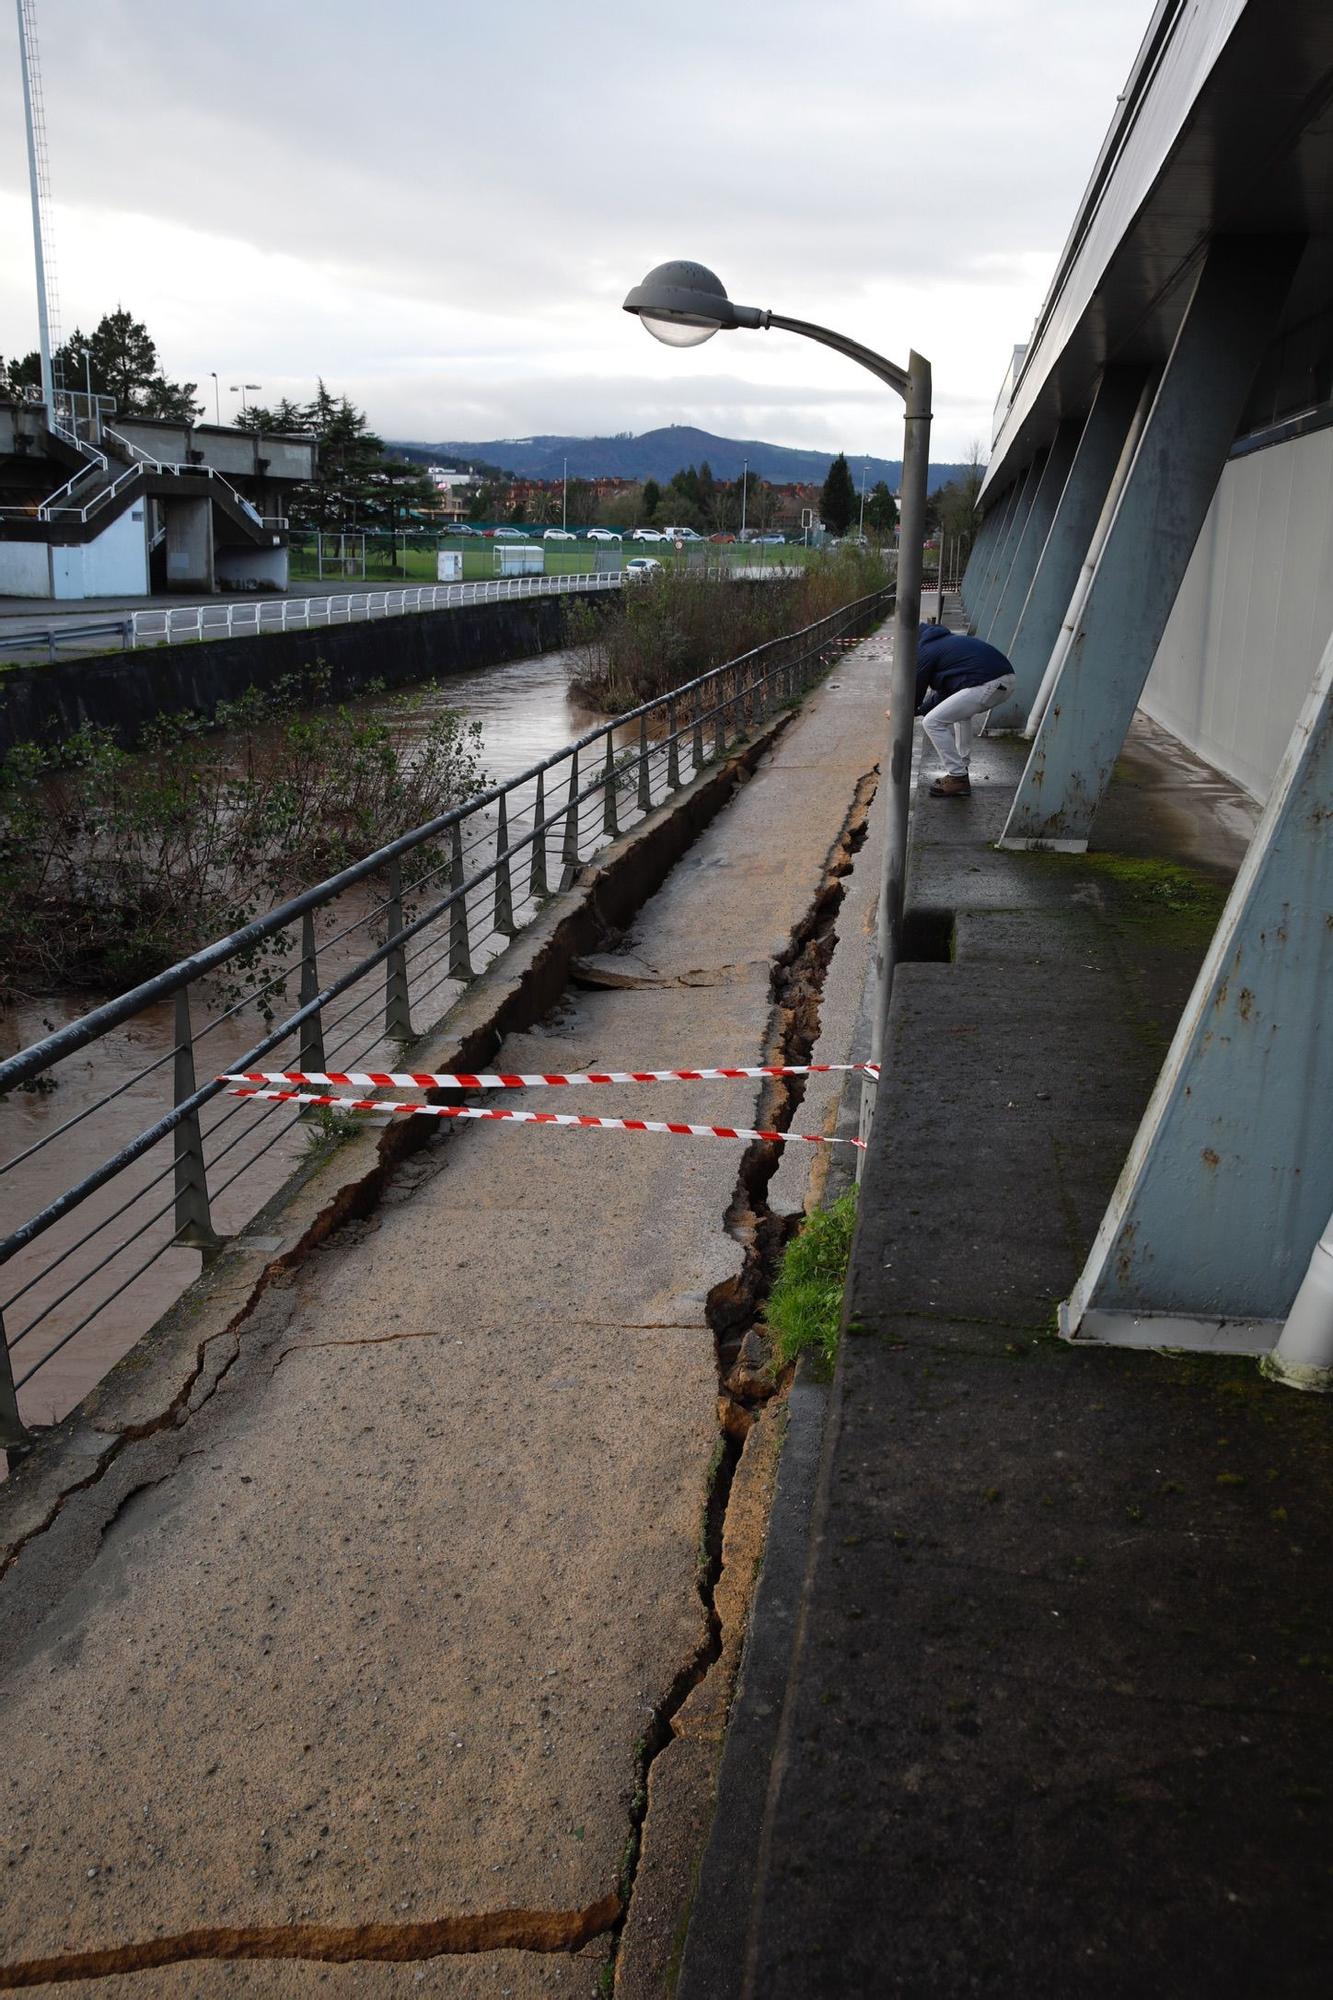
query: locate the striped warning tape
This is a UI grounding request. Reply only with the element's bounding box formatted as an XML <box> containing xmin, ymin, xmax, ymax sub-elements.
<box><xmin>225</xmin><ymin>1086</ymin><xmax>867</xmax><ymax>1151</ymax></box>
<box><xmin>221</xmin><ymin>1063</ymin><xmax>880</xmax><ymax>1092</ymax></box>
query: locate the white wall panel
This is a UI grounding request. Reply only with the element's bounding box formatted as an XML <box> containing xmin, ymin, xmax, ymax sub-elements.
<box><xmin>1142</xmin><ymin>427</ymin><xmax>1333</xmax><ymax>800</ymax></box>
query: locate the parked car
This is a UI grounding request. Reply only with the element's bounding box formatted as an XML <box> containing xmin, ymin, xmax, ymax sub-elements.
<box><xmin>543</xmin><ymin>528</ymin><xmax>576</xmax><ymax>541</ymax></box>
<box><xmin>490</xmin><ymin>526</ymin><xmax>525</xmax><ymax>539</ymax></box>
<box><xmin>659</xmin><ymin>525</ymin><xmax>702</xmax><ymax>542</ymax></box>
<box><xmin>443</xmin><ymin>523</ymin><xmax>481</xmax><ymax>537</ymax></box>
<box><xmin>585</xmin><ymin>528</ymin><xmax>622</xmax><ymax>542</ymax></box>
<box><xmin>755</xmin><ymin>532</ymin><xmax>786</xmax><ymax>545</ymax></box>
<box><xmin>625</xmin><ymin>556</ymin><xmax>663</xmax><ymax>579</ymax></box>
<box><xmin>629</xmin><ymin>528</ymin><xmax>665</xmax><ymax>542</ymax></box>
<box><xmin>709</xmin><ymin>532</ymin><xmax>736</xmax><ymax>544</ymax></box>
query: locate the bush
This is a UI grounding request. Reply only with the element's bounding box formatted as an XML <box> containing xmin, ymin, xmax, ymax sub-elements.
<box><xmin>0</xmin><ymin>671</ymin><xmax>487</xmax><ymax>995</ymax></box>
<box><xmin>564</xmin><ymin>548</ymin><xmax>890</xmax><ymax>711</ymax></box>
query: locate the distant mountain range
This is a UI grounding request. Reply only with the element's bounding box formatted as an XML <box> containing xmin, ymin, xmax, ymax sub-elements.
<box><xmin>389</xmin><ymin>424</ymin><xmax>975</xmax><ymax>493</ymax></box>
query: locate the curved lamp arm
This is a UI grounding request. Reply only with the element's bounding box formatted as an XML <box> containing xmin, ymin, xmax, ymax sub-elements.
<box><xmin>764</xmin><ymin>313</ymin><xmax>911</xmax><ymax>399</ymax></box>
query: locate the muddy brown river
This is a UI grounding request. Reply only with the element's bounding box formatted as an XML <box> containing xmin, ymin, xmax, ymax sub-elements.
<box><xmin>1</xmin><ymin>649</ymin><xmax>621</xmax><ymax>1431</ymax></box>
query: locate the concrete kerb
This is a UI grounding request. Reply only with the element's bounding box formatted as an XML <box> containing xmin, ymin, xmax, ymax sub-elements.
<box><xmin>0</xmin><ymin>710</ymin><xmax>792</xmax><ymax>1566</ymax></box>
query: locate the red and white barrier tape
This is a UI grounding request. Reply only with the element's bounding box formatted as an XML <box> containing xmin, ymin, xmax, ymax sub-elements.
<box><xmin>222</xmin><ymin>1063</ymin><xmax>880</xmax><ymax>1092</ymax></box>
<box><xmin>226</xmin><ymin>1086</ymin><xmax>866</xmax><ymax>1151</ymax></box>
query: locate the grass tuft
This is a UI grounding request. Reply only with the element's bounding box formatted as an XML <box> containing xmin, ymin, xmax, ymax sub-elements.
<box><xmin>766</xmin><ymin>1189</ymin><xmax>858</xmax><ymax>1373</ymax></box>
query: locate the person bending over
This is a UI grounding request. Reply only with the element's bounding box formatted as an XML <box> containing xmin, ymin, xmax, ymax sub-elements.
<box><xmin>912</xmin><ymin>623</ymin><xmax>1015</xmax><ymax>797</ymax></box>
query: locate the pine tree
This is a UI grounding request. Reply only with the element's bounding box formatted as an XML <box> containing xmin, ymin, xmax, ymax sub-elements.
<box><xmin>819</xmin><ymin>453</ymin><xmax>856</xmax><ymax>536</ymax></box>
<box><xmin>865</xmin><ymin>481</ymin><xmax>898</xmax><ymax>535</ymax></box>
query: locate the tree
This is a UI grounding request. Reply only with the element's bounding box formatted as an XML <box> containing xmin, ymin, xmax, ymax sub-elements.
<box><xmin>83</xmin><ymin>308</ymin><xmax>200</xmax><ymax>420</ymax></box>
<box><xmin>928</xmin><ymin>441</ymin><xmax>986</xmax><ymax>555</ymax></box>
<box><xmin>369</xmin><ymin>457</ymin><xmax>438</xmax><ymax>561</ymax></box>
<box><xmin>641</xmin><ymin>478</ymin><xmax>662</xmax><ymax>522</ymax></box>
<box><xmin>819</xmin><ymin>453</ymin><xmax>856</xmax><ymax>536</ymax></box>
<box><xmin>865</xmin><ymin>481</ymin><xmax>898</xmax><ymax>536</ymax></box>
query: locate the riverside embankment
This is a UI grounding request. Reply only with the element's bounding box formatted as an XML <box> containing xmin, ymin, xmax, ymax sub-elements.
<box><xmin>0</xmin><ymin>627</ymin><xmax>891</xmax><ymax>1994</ymax></box>
<box><xmin>0</xmin><ymin>649</ymin><xmax>636</xmax><ymax>1426</ymax></box>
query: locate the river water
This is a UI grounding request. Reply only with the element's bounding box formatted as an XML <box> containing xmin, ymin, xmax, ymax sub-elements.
<box><xmin>1</xmin><ymin>647</ymin><xmax>620</xmax><ymax>1431</ymax></box>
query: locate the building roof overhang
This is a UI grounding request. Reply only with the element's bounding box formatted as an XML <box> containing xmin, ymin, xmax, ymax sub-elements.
<box><xmin>983</xmin><ymin>0</ymin><xmax>1333</xmax><ymax>502</ymax></box>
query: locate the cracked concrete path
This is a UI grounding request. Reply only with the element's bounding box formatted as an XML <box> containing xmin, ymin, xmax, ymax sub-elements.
<box><xmin>0</xmin><ymin>632</ymin><xmax>890</xmax><ymax>1993</ymax></box>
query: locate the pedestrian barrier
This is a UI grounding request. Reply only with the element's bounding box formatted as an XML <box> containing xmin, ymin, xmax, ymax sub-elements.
<box><xmin>0</xmin><ymin>587</ymin><xmax>893</xmax><ymax>1450</ymax></box>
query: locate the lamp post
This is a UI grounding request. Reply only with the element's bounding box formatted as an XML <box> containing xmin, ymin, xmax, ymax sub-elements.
<box><xmin>230</xmin><ymin>382</ymin><xmax>261</xmax><ymax>415</ymax></box>
<box><xmin>210</xmin><ymin>371</ymin><xmax>220</xmax><ymax>425</ymax></box>
<box><xmin>623</xmin><ymin>260</ymin><xmax>931</xmax><ymax>1088</ymax></box>
<box><xmin>739</xmin><ymin>457</ymin><xmax>748</xmax><ymax>543</ymax></box>
<box><xmin>859</xmin><ymin>455</ymin><xmax>869</xmax><ymax>540</ymax></box>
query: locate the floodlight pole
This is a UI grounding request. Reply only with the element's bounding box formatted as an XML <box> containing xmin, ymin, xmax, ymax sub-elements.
<box><xmin>16</xmin><ymin>0</ymin><xmax>54</xmax><ymax>415</ymax></box>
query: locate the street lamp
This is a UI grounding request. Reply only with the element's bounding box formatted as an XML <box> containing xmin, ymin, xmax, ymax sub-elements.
<box><xmin>209</xmin><ymin>371</ymin><xmax>220</xmax><ymax>425</ymax></box>
<box><xmin>230</xmin><ymin>382</ymin><xmax>261</xmax><ymax>414</ymax></box>
<box><xmin>623</xmin><ymin>259</ymin><xmax>932</xmax><ymax>1082</ymax></box>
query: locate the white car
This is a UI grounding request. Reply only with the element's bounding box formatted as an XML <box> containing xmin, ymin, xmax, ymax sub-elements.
<box><xmin>585</xmin><ymin>528</ymin><xmax>622</xmax><ymax>543</ymax></box>
<box><xmin>625</xmin><ymin>556</ymin><xmax>663</xmax><ymax>579</ymax></box>
<box><xmin>629</xmin><ymin>528</ymin><xmax>665</xmax><ymax>543</ymax></box>
<box><xmin>543</xmin><ymin>528</ymin><xmax>576</xmax><ymax>541</ymax></box>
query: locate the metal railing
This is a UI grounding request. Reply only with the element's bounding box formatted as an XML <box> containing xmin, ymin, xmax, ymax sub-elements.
<box><xmin>0</xmin><ymin>587</ymin><xmax>891</xmax><ymax>1450</ymax></box>
<box><xmin>0</xmin><ymin>429</ymin><xmax>272</xmax><ymax>529</ymax></box>
<box><xmin>128</xmin><ymin>570</ymin><xmax>625</xmax><ymax>644</ymax></box>
<box><xmin>0</xmin><ymin>573</ymin><xmax>624</xmax><ymax>666</ymax></box>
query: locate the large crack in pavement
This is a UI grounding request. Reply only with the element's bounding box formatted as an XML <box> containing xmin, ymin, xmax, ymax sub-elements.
<box><xmin>0</xmin><ymin>1896</ymin><xmax>623</xmax><ymax>1989</ymax></box>
<box><xmin>0</xmin><ymin>703</ymin><xmax>883</xmax><ymax>1993</ymax></box>
<box><xmin>607</xmin><ymin>758</ymin><xmax>880</xmax><ymax>1992</ymax></box>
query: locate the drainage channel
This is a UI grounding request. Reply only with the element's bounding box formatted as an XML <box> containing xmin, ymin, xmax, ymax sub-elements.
<box><xmin>605</xmin><ymin>760</ymin><xmax>880</xmax><ymax>1990</ymax></box>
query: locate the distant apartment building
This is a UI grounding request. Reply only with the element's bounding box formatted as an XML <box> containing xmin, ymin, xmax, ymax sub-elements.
<box><xmin>424</xmin><ymin>466</ymin><xmax>475</xmax><ymax>520</ymax></box>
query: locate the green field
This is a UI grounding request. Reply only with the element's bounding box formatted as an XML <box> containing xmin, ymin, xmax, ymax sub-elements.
<box><xmin>287</xmin><ymin>536</ymin><xmax>830</xmax><ymax>587</ymax></box>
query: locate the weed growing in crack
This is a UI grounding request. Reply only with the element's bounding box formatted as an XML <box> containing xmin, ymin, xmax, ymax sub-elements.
<box><xmin>766</xmin><ymin>1189</ymin><xmax>858</xmax><ymax>1373</ymax></box>
<box><xmin>301</xmin><ymin>1107</ymin><xmax>363</xmax><ymax>1153</ymax></box>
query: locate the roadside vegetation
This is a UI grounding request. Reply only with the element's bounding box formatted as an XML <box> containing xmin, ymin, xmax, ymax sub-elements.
<box><xmin>562</xmin><ymin>546</ymin><xmax>891</xmax><ymax>710</ymax></box>
<box><xmin>766</xmin><ymin>1189</ymin><xmax>859</xmax><ymax>1374</ymax></box>
<box><xmin>0</xmin><ymin>670</ymin><xmax>486</xmax><ymax>996</ymax></box>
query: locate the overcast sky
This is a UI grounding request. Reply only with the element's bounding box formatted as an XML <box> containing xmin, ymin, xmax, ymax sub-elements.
<box><xmin>1</xmin><ymin>0</ymin><xmax>1150</xmax><ymax>462</ymax></box>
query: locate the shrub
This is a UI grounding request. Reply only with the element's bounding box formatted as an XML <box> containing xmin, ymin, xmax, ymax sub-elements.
<box><xmin>0</xmin><ymin>671</ymin><xmax>487</xmax><ymax>996</ymax></box>
<box><xmin>565</xmin><ymin>548</ymin><xmax>890</xmax><ymax>711</ymax></box>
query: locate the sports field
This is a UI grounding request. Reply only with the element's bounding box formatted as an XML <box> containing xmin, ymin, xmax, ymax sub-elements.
<box><xmin>287</xmin><ymin>535</ymin><xmax>827</xmax><ymax>586</ymax></box>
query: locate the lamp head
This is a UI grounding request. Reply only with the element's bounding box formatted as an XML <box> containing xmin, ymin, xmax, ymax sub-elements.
<box><xmin>623</xmin><ymin>261</ymin><xmax>764</xmax><ymax>345</ymax></box>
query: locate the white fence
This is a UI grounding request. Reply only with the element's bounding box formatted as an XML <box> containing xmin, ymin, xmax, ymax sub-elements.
<box><xmin>129</xmin><ymin>570</ymin><xmax>624</xmax><ymax>647</ymax></box>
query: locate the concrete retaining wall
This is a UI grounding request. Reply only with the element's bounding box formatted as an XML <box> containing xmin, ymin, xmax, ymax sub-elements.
<box><xmin>1143</xmin><ymin>424</ymin><xmax>1333</xmax><ymax>800</ymax></box>
<box><xmin>0</xmin><ymin>591</ymin><xmax>607</xmax><ymax>751</ymax></box>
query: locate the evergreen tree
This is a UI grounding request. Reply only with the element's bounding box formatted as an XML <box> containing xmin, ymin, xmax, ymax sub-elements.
<box><xmin>819</xmin><ymin>453</ymin><xmax>856</xmax><ymax>536</ymax></box>
<box><xmin>865</xmin><ymin>481</ymin><xmax>898</xmax><ymax>536</ymax></box>
<box><xmin>641</xmin><ymin>478</ymin><xmax>662</xmax><ymax>521</ymax></box>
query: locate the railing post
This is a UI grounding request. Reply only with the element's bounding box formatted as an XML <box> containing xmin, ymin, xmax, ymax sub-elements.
<box><xmin>637</xmin><ymin>712</ymin><xmax>652</xmax><ymax>813</ymax></box>
<box><xmin>384</xmin><ymin>855</ymin><xmax>414</xmax><ymax>1041</ymax></box>
<box><xmin>448</xmin><ymin>822</ymin><xmax>473</xmax><ymax>979</ymax></box>
<box><xmin>530</xmin><ymin>769</ymin><xmax>548</xmax><ymax>900</ymax></box>
<box><xmin>714</xmin><ymin>677</ymin><xmax>728</xmax><ymax>761</ymax></box>
<box><xmin>692</xmin><ymin>685</ymin><xmax>704</xmax><ymax>769</ymax></box>
<box><xmin>0</xmin><ymin>1309</ymin><xmax>34</xmax><ymax>1461</ymax></box>
<box><xmin>602</xmin><ymin>732</ymin><xmax>619</xmax><ymax>838</ymax></box>
<box><xmin>493</xmin><ymin>791</ymin><xmax>516</xmax><ymax>937</ymax></box>
<box><xmin>560</xmin><ymin>747</ymin><xmax>581</xmax><ymax>890</ymax></box>
<box><xmin>298</xmin><ymin>912</ymin><xmax>326</xmax><ymax>1076</ymax></box>
<box><xmin>173</xmin><ymin>987</ymin><xmax>224</xmax><ymax>1257</ymax></box>
<box><xmin>666</xmin><ymin>698</ymin><xmax>681</xmax><ymax>790</ymax></box>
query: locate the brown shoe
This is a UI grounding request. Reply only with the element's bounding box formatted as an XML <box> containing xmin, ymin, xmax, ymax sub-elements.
<box><xmin>929</xmin><ymin>774</ymin><xmax>971</xmax><ymax>798</ymax></box>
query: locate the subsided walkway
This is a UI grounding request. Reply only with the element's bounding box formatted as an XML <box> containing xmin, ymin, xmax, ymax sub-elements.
<box><xmin>0</xmin><ymin>631</ymin><xmax>891</xmax><ymax>1994</ymax></box>
<box><xmin>679</xmin><ymin>734</ymin><xmax>1333</xmax><ymax>1997</ymax></box>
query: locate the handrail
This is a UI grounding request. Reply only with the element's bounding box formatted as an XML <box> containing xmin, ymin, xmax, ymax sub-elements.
<box><xmin>0</xmin><ymin>584</ymin><xmax>892</xmax><ymax>1438</ymax></box>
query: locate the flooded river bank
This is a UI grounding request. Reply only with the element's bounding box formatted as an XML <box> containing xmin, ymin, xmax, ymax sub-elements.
<box><xmin>1</xmin><ymin>647</ymin><xmax>622</xmax><ymax>1430</ymax></box>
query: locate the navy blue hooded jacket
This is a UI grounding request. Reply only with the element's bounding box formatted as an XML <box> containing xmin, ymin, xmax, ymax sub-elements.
<box><xmin>914</xmin><ymin>624</ymin><xmax>1013</xmax><ymax>713</ymax></box>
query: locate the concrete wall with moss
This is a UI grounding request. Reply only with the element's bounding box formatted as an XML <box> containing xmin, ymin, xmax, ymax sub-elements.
<box><xmin>1142</xmin><ymin>425</ymin><xmax>1333</xmax><ymax>801</ymax></box>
